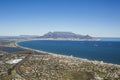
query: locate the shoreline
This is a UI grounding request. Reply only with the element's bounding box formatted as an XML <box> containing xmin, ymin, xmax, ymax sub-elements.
<box><xmin>15</xmin><ymin>39</ymin><xmax>120</xmax><ymax>67</ymax></box>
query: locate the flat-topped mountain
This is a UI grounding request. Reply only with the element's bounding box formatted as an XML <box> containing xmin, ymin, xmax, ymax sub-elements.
<box><xmin>40</xmin><ymin>31</ymin><xmax>92</xmax><ymax>39</ymax></box>
<box><xmin>0</xmin><ymin>31</ymin><xmax>94</xmax><ymax>40</ymax></box>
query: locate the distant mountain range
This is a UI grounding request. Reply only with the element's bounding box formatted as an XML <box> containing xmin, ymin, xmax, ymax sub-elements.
<box><xmin>0</xmin><ymin>31</ymin><xmax>95</xmax><ymax>40</ymax></box>
<box><xmin>39</xmin><ymin>31</ymin><xmax>93</xmax><ymax>40</ymax></box>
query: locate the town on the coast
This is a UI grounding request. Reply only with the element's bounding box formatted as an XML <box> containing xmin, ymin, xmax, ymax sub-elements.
<box><xmin>0</xmin><ymin>32</ymin><xmax>120</xmax><ymax>80</ymax></box>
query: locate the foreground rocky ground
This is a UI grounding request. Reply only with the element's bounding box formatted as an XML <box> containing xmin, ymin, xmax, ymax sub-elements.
<box><xmin>19</xmin><ymin>54</ymin><xmax>120</xmax><ymax>80</ymax></box>
<box><xmin>0</xmin><ymin>39</ymin><xmax>120</xmax><ymax>80</ymax></box>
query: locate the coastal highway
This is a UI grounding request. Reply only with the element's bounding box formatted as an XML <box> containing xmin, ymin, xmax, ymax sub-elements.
<box><xmin>15</xmin><ymin>52</ymin><xmax>47</xmax><ymax>80</ymax></box>
<box><xmin>15</xmin><ymin>54</ymin><xmax>31</xmax><ymax>80</ymax></box>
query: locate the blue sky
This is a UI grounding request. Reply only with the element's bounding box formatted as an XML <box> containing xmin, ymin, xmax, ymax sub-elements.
<box><xmin>0</xmin><ymin>0</ymin><xmax>120</xmax><ymax>37</ymax></box>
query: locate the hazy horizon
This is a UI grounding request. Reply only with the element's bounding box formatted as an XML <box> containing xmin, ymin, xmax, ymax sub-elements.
<box><xmin>0</xmin><ymin>0</ymin><xmax>120</xmax><ymax>37</ymax></box>
<box><xmin>0</xmin><ymin>31</ymin><xmax>120</xmax><ymax>38</ymax></box>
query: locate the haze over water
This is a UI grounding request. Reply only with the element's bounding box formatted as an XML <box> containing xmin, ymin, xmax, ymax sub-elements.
<box><xmin>18</xmin><ymin>38</ymin><xmax>120</xmax><ymax>65</ymax></box>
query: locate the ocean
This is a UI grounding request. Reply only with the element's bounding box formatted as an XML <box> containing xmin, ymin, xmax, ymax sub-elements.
<box><xmin>2</xmin><ymin>47</ymin><xmax>24</xmax><ymax>52</ymax></box>
<box><xmin>18</xmin><ymin>38</ymin><xmax>120</xmax><ymax>64</ymax></box>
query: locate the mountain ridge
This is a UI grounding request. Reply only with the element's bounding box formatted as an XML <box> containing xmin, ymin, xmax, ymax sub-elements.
<box><xmin>40</xmin><ymin>31</ymin><xmax>92</xmax><ymax>39</ymax></box>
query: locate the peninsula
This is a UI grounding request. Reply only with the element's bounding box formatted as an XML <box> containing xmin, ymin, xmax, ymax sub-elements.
<box><xmin>0</xmin><ymin>35</ymin><xmax>120</xmax><ymax>80</ymax></box>
<box><xmin>0</xmin><ymin>31</ymin><xmax>98</xmax><ymax>41</ymax></box>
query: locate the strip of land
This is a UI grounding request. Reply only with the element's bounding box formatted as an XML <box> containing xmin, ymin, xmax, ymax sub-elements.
<box><xmin>0</xmin><ymin>39</ymin><xmax>120</xmax><ymax>80</ymax></box>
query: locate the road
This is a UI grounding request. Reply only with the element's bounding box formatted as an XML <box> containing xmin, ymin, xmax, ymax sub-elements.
<box><xmin>15</xmin><ymin>54</ymin><xmax>31</xmax><ymax>80</ymax></box>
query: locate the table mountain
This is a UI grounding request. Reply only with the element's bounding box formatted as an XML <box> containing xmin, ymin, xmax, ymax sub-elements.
<box><xmin>40</xmin><ymin>32</ymin><xmax>92</xmax><ymax>39</ymax></box>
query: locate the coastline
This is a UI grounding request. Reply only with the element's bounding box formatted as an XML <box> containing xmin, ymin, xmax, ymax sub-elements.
<box><xmin>15</xmin><ymin>39</ymin><xmax>120</xmax><ymax>67</ymax></box>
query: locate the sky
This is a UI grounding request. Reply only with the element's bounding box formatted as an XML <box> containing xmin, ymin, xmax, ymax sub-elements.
<box><xmin>0</xmin><ymin>0</ymin><xmax>120</xmax><ymax>37</ymax></box>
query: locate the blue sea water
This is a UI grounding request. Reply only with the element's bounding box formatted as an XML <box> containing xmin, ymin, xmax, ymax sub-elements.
<box><xmin>18</xmin><ymin>38</ymin><xmax>120</xmax><ymax>64</ymax></box>
<box><xmin>2</xmin><ymin>47</ymin><xmax>24</xmax><ymax>52</ymax></box>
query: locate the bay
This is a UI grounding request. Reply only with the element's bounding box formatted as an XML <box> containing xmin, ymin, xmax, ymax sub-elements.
<box><xmin>18</xmin><ymin>39</ymin><xmax>120</xmax><ymax>64</ymax></box>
